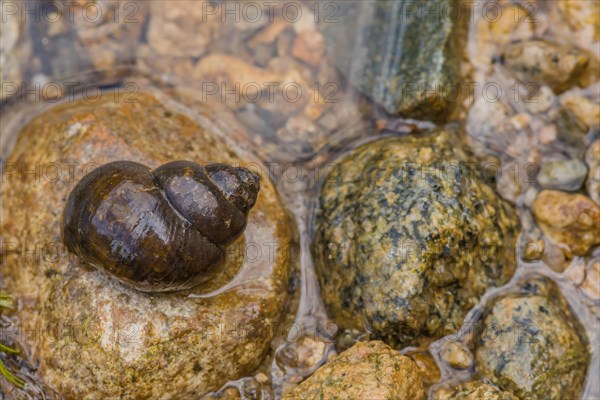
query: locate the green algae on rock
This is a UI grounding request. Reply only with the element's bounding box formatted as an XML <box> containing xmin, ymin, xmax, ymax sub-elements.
<box><xmin>320</xmin><ymin>0</ymin><xmax>463</xmax><ymax>122</ymax></box>
<box><xmin>313</xmin><ymin>128</ymin><xmax>520</xmax><ymax>348</ymax></box>
<box><xmin>282</xmin><ymin>341</ymin><xmax>424</xmax><ymax>400</ymax></box>
<box><xmin>475</xmin><ymin>277</ymin><xmax>590</xmax><ymax>400</ymax></box>
<box><xmin>0</xmin><ymin>92</ymin><xmax>293</xmax><ymax>398</ymax></box>
<box><xmin>433</xmin><ymin>380</ymin><xmax>518</xmax><ymax>400</ymax></box>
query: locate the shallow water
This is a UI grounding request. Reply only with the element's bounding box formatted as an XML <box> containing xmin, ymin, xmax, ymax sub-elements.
<box><xmin>0</xmin><ymin>1</ymin><xmax>599</xmax><ymax>399</ymax></box>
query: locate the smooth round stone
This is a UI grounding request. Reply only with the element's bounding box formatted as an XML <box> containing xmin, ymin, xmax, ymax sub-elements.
<box><xmin>537</xmin><ymin>158</ymin><xmax>588</xmax><ymax>191</ymax></box>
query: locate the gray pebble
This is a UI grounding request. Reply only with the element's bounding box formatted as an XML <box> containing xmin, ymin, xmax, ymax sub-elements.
<box><xmin>537</xmin><ymin>159</ymin><xmax>588</xmax><ymax>191</ymax></box>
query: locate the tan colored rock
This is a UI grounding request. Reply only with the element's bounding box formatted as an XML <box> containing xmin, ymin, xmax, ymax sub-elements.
<box><xmin>405</xmin><ymin>350</ymin><xmax>441</xmax><ymax>387</ymax></box>
<box><xmin>440</xmin><ymin>341</ymin><xmax>472</xmax><ymax>370</ymax></box>
<box><xmin>471</xmin><ymin>4</ymin><xmax>535</xmax><ymax>69</ymax></box>
<box><xmin>582</xmin><ymin>258</ymin><xmax>600</xmax><ymax>300</ymax></box>
<box><xmin>282</xmin><ymin>341</ymin><xmax>424</xmax><ymax>400</ymax></box>
<box><xmin>503</xmin><ymin>40</ymin><xmax>590</xmax><ymax>94</ymax></box>
<box><xmin>533</xmin><ymin>190</ymin><xmax>600</xmax><ymax>256</ymax></box>
<box><xmin>561</xmin><ymin>95</ymin><xmax>600</xmax><ymax>131</ymax></box>
<box><xmin>433</xmin><ymin>380</ymin><xmax>518</xmax><ymax>400</ymax></box>
<box><xmin>70</xmin><ymin>0</ymin><xmax>148</xmax><ymax>78</ymax></box>
<box><xmin>146</xmin><ymin>1</ymin><xmax>220</xmax><ymax>57</ymax></box>
<box><xmin>0</xmin><ymin>92</ymin><xmax>293</xmax><ymax>398</ymax></box>
<box><xmin>553</xmin><ymin>0</ymin><xmax>600</xmax><ymax>42</ymax></box>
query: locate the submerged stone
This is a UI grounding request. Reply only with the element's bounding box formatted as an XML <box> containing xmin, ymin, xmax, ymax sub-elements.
<box><xmin>282</xmin><ymin>341</ymin><xmax>424</xmax><ymax>400</ymax></box>
<box><xmin>320</xmin><ymin>0</ymin><xmax>463</xmax><ymax>121</ymax></box>
<box><xmin>532</xmin><ymin>190</ymin><xmax>600</xmax><ymax>256</ymax></box>
<box><xmin>433</xmin><ymin>380</ymin><xmax>518</xmax><ymax>400</ymax></box>
<box><xmin>537</xmin><ymin>158</ymin><xmax>588</xmax><ymax>191</ymax></box>
<box><xmin>502</xmin><ymin>39</ymin><xmax>590</xmax><ymax>94</ymax></box>
<box><xmin>475</xmin><ymin>277</ymin><xmax>590</xmax><ymax>400</ymax></box>
<box><xmin>0</xmin><ymin>92</ymin><xmax>293</xmax><ymax>398</ymax></box>
<box><xmin>313</xmin><ymin>128</ymin><xmax>519</xmax><ymax>347</ymax></box>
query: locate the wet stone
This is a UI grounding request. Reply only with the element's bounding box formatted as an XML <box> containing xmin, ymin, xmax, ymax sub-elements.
<box><xmin>0</xmin><ymin>3</ymin><xmax>31</xmax><ymax>101</ymax></box>
<box><xmin>537</xmin><ymin>158</ymin><xmax>588</xmax><ymax>191</ymax></box>
<box><xmin>502</xmin><ymin>39</ymin><xmax>590</xmax><ymax>94</ymax></box>
<box><xmin>0</xmin><ymin>92</ymin><xmax>293</xmax><ymax>398</ymax></box>
<box><xmin>475</xmin><ymin>277</ymin><xmax>590</xmax><ymax>400</ymax></box>
<box><xmin>313</xmin><ymin>128</ymin><xmax>520</xmax><ymax>347</ymax></box>
<box><xmin>405</xmin><ymin>349</ymin><xmax>441</xmax><ymax>387</ymax></box>
<box><xmin>282</xmin><ymin>341</ymin><xmax>424</xmax><ymax>400</ymax></box>
<box><xmin>320</xmin><ymin>0</ymin><xmax>463</xmax><ymax>122</ymax></box>
<box><xmin>586</xmin><ymin>140</ymin><xmax>600</xmax><ymax>205</ymax></box>
<box><xmin>439</xmin><ymin>341</ymin><xmax>472</xmax><ymax>370</ymax></box>
<box><xmin>433</xmin><ymin>380</ymin><xmax>518</xmax><ymax>400</ymax></box>
<box><xmin>533</xmin><ymin>190</ymin><xmax>600</xmax><ymax>256</ymax></box>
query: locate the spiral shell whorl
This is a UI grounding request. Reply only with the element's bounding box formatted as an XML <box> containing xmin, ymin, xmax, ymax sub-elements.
<box><xmin>61</xmin><ymin>160</ymin><xmax>260</xmax><ymax>292</ymax></box>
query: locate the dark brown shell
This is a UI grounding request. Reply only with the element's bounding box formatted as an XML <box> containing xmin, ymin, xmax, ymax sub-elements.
<box><xmin>61</xmin><ymin>160</ymin><xmax>260</xmax><ymax>292</ymax></box>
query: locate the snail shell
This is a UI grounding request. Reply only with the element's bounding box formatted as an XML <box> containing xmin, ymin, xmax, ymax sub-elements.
<box><xmin>61</xmin><ymin>160</ymin><xmax>260</xmax><ymax>292</ymax></box>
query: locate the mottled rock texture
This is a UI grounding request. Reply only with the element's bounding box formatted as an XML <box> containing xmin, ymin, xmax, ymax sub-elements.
<box><xmin>321</xmin><ymin>0</ymin><xmax>463</xmax><ymax>121</ymax></box>
<box><xmin>475</xmin><ymin>277</ymin><xmax>589</xmax><ymax>400</ymax></box>
<box><xmin>433</xmin><ymin>380</ymin><xmax>518</xmax><ymax>400</ymax></box>
<box><xmin>0</xmin><ymin>92</ymin><xmax>293</xmax><ymax>398</ymax></box>
<box><xmin>533</xmin><ymin>190</ymin><xmax>600</xmax><ymax>256</ymax></box>
<box><xmin>313</xmin><ymin>129</ymin><xmax>519</xmax><ymax>347</ymax></box>
<box><xmin>283</xmin><ymin>341</ymin><xmax>424</xmax><ymax>400</ymax></box>
<box><xmin>503</xmin><ymin>39</ymin><xmax>590</xmax><ymax>94</ymax></box>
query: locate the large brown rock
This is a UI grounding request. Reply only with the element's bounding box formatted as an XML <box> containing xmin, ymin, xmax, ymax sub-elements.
<box><xmin>0</xmin><ymin>92</ymin><xmax>293</xmax><ymax>398</ymax></box>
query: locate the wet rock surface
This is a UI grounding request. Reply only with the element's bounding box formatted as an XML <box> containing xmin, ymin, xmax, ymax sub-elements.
<box><xmin>405</xmin><ymin>349</ymin><xmax>441</xmax><ymax>388</ymax></box>
<box><xmin>28</xmin><ymin>1</ymin><xmax>147</xmax><ymax>83</ymax></box>
<box><xmin>433</xmin><ymin>380</ymin><xmax>518</xmax><ymax>400</ymax></box>
<box><xmin>502</xmin><ymin>39</ymin><xmax>591</xmax><ymax>94</ymax></box>
<box><xmin>532</xmin><ymin>190</ymin><xmax>600</xmax><ymax>256</ymax></box>
<box><xmin>0</xmin><ymin>1</ymin><xmax>31</xmax><ymax>101</ymax></box>
<box><xmin>0</xmin><ymin>92</ymin><xmax>293</xmax><ymax>398</ymax></box>
<box><xmin>475</xmin><ymin>277</ymin><xmax>590</xmax><ymax>400</ymax></box>
<box><xmin>320</xmin><ymin>0</ymin><xmax>463</xmax><ymax>121</ymax></box>
<box><xmin>586</xmin><ymin>140</ymin><xmax>600</xmax><ymax>205</ymax></box>
<box><xmin>439</xmin><ymin>341</ymin><xmax>472</xmax><ymax>370</ymax></box>
<box><xmin>313</xmin><ymin>129</ymin><xmax>520</xmax><ymax>347</ymax></box>
<box><xmin>537</xmin><ymin>159</ymin><xmax>588</xmax><ymax>191</ymax></box>
<box><xmin>282</xmin><ymin>341</ymin><xmax>424</xmax><ymax>400</ymax></box>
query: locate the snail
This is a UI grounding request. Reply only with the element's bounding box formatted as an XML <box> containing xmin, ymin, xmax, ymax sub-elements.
<box><xmin>61</xmin><ymin>160</ymin><xmax>260</xmax><ymax>292</ymax></box>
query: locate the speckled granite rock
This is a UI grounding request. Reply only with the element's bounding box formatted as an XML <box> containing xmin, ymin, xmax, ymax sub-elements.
<box><xmin>503</xmin><ymin>39</ymin><xmax>590</xmax><ymax>94</ymax></box>
<box><xmin>282</xmin><ymin>341</ymin><xmax>424</xmax><ymax>400</ymax></box>
<box><xmin>0</xmin><ymin>92</ymin><xmax>292</xmax><ymax>398</ymax></box>
<box><xmin>433</xmin><ymin>380</ymin><xmax>518</xmax><ymax>400</ymax></box>
<box><xmin>313</xmin><ymin>129</ymin><xmax>520</xmax><ymax>347</ymax></box>
<box><xmin>475</xmin><ymin>277</ymin><xmax>589</xmax><ymax>400</ymax></box>
<box><xmin>532</xmin><ymin>190</ymin><xmax>600</xmax><ymax>256</ymax></box>
<box><xmin>321</xmin><ymin>0</ymin><xmax>463</xmax><ymax>121</ymax></box>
